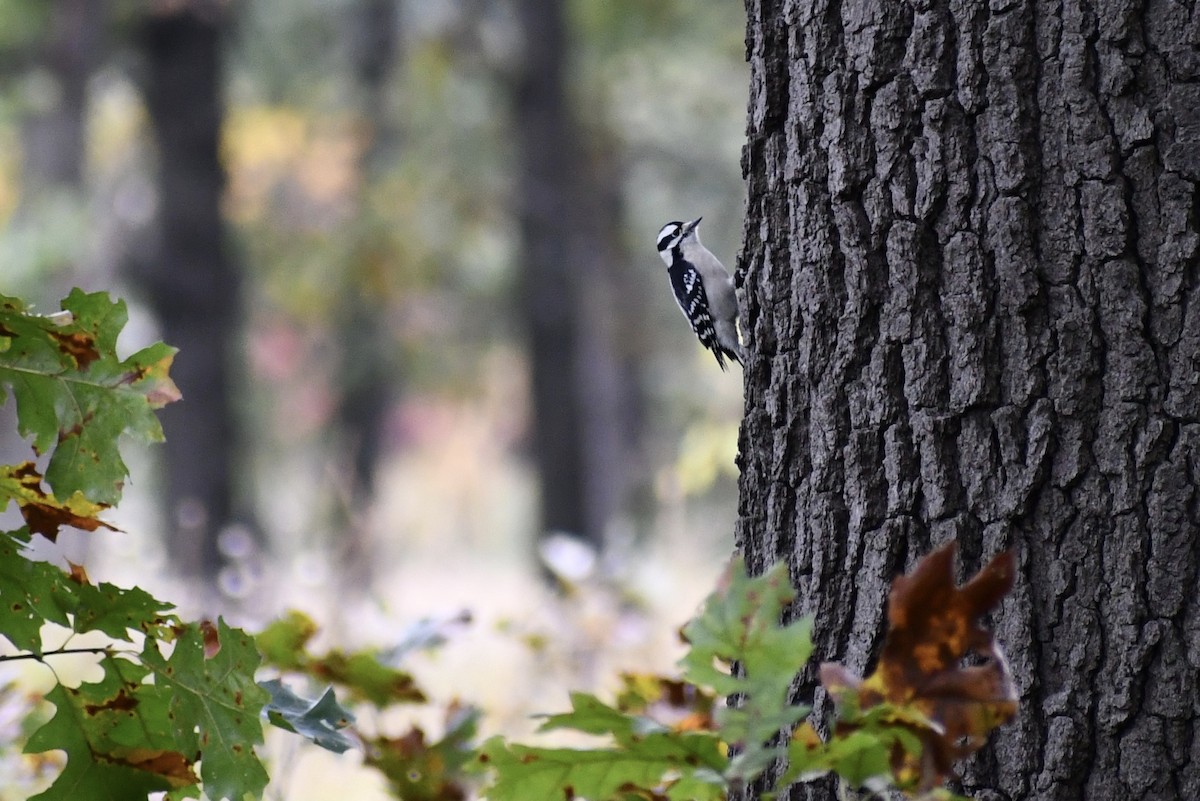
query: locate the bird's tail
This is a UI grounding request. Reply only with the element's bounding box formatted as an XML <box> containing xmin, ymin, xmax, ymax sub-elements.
<box><xmin>715</xmin><ymin>320</ymin><xmax>743</xmax><ymax>369</ymax></box>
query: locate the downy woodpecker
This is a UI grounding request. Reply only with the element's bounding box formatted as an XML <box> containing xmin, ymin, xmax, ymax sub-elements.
<box><xmin>655</xmin><ymin>217</ymin><xmax>743</xmax><ymax>370</ymax></box>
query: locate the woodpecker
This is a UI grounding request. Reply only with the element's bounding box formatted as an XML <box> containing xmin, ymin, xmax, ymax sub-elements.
<box><xmin>655</xmin><ymin>217</ymin><xmax>743</xmax><ymax>370</ymax></box>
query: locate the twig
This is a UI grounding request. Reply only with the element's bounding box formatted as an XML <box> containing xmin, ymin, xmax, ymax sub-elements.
<box><xmin>0</xmin><ymin>646</ymin><xmax>111</xmax><ymax>664</ymax></box>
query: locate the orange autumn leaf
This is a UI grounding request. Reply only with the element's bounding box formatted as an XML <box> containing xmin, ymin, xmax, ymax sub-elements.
<box><xmin>820</xmin><ymin>542</ymin><xmax>1018</xmax><ymax>791</ymax></box>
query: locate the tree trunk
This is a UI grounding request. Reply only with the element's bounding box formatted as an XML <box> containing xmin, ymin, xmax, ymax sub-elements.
<box><xmin>138</xmin><ymin>4</ymin><xmax>244</xmax><ymax>583</ymax></box>
<box><xmin>332</xmin><ymin>0</ymin><xmax>402</xmax><ymax>589</ymax></box>
<box><xmin>511</xmin><ymin>0</ymin><xmax>633</xmax><ymax>554</ymax></box>
<box><xmin>737</xmin><ymin>0</ymin><xmax>1200</xmax><ymax>799</ymax></box>
<box><xmin>0</xmin><ymin>2</ymin><xmax>106</xmax><ymax>553</ymax></box>
<box><xmin>19</xmin><ymin>0</ymin><xmax>104</xmax><ymax>192</ymax></box>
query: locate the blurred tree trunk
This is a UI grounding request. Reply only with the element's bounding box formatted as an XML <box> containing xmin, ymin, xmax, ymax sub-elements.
<box><xmin>138</xmin><ymin>4</ymin><xmax>243</xmax><ymax>583</ymax></box>
<box><xmin>333</xmin><ymin>0</ymin><xmax>402</xmax><ymax>588</ymax></box>
<box><xmin>19</xmin><ymin>0</ymin><xmax>104</xmax><ymax>192</ymax></box>
<box><xmin>511</xmin><ymin>0</ymin><xmax>634</xmax><ymax>554</ymax></box>
<box><xmin>0</xmin><ymin>1</ymin><xmax>107</xmax><ymax>515</ymax></box>
<box><xmin>10</xmin><ymin>0</ymin><xmax>107</xmax><ymax>306</ymax></box>
<box><xmin>737</xmin><ymin>0</ymin><xmax>1200</xmax><ymax>800</ymax></box>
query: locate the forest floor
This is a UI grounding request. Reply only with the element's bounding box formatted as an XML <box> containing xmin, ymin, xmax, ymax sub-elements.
<box><xmin>2</xmin><ymin>431</ymin><xmax>733</xmax><ymax>801</ymax></box>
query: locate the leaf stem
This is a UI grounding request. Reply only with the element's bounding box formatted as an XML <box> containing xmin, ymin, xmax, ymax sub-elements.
<box><xmin>0</xmin><ymin>646</ymin><xmax>111</xmax><ymax>664</ymax></box>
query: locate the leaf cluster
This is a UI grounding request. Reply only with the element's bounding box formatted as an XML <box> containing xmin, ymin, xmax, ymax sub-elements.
<box><xmin>0</xmin><ymin>291</ymin><xmax>269</xmax><ymax>801</ymax></box>
<box><xmin>0</xmin><ymin>290</ymin><xmax>481</xmax><ymax>801</ymax></box>
<box><xmin>0</xmin><ymin>290</ymin><xmax>179</xmax><ymax>514</ymax></box>
<box><xmin>258</xmin><ymin>610</ymin><xmax>426</xmax><ymax>707</ymax></box>
<box><xmin>476</xmin><ymin>548</ymin><xmax>1018</xmax><ymax>801</ymax></box>
<box><xmin>0</xmin><ymin>290</ymin><xmax>1019</xmax><ymax>801</ymax></box>
<box><xmin>257</xmin><ymin>610</ymin><xmax>480</xmax><ymax>801</ymax></box>
<box><xmin>818</xmin><ymin>544</ymin><xmax>1018</xmax><ymax>793</ymax></box>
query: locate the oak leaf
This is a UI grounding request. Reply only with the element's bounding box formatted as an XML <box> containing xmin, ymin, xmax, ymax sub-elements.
<box><xmin>25</xmin><ymin>654</ymin><xmax>199</xmax><ymax>800</ymax></box>
<box><xmin>0</xmin><ymin>462</ymin><xmax>118</xmax><ymax>542</ymax></box>
<box><xmin>366</xmin><ymin>703</ymin><xmax>479</xmax><ymax>801</ymax></box>
<box><xmin>141</xmin><ymin>619</ymin><xmax>269</xmax><ymax>801</ymax></box>
<box><xmin>0</xmin><ymin>290</ymin><xmax>181</xmax><ymax>508</ymax></box>
<box><xmin>819</xmin><ymin>542</ymin><xmax>1017</xmax><ymax>791</ymax></box>
<box><xmin>260</xmin><ymin>679</ymin><xmax>357</xmax><ymax>753</ymax></box>
<box><xmin>679</xmin><ymin>558</ymin><xmax>812</xmax><ymax>781</ymax></box>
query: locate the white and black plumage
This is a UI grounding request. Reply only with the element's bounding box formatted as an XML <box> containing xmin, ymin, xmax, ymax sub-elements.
<box><xmin>655</xmin><ymin>218</ymin><xmax>743</xmax><ymax>370</ymax></box>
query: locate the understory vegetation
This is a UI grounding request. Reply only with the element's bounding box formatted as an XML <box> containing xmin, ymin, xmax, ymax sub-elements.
<box><xmin>0</xmin><ymin>291</ymin><xmax>1015</xmax><ymax>800</ymax></box>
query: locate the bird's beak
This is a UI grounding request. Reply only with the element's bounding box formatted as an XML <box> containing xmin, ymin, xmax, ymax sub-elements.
<box><xmin>685</xmin><ymin>217</ymin><xmax>702</xmax><ymax>234</ymax></box>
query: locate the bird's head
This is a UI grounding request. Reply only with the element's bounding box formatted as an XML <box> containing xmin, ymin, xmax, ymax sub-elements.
<box><xmin>655</xmin><ymin>217</ymin><xmax>701</xmax><ymax>265</ymax></box>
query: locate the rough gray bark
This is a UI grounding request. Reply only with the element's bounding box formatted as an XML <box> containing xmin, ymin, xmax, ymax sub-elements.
<box><xmin>736</xmin><ymin>0</ymin><xmax>1200</xmax><ymax>799</ymax></box>
<box><xmin>138</xmin><ymin>5</ymin><xmax>244</xmax><ymax>582</ymax></box>
<box><xmin>511</xmin><ymin>0</ymin><xmax>635</xmax><ymax>552</ymax></box>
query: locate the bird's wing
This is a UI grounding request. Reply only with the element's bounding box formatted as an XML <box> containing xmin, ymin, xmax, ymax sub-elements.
<box><xmin>669</xmin><ymin>258</ymin><xmax>728</xmax><ymax>370</ymax></box>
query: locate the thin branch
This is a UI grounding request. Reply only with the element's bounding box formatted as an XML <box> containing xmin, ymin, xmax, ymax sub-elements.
<box><xmin>0</xmin><ymin>646</ymin><xmax>111</xmax><ymax>664</ymax></box>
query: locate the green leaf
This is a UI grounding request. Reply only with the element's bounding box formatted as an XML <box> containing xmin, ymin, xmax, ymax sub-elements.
<box><xmin>72</xmin><ymin>580</ymin><xmax>177</xmax><ymax>640</ymax></box>
<box><xmin>0</xmin><ymin>530</ymin><xmax>178</xmax><ymax>651</ymax></box>
<box><xmin>539</xmin><ymin>692</ymin><xmax>725</xmax><ymax>765</ymax></box>
<box><xmin>24</xmin><ymin>654</ymin><xmax>199</xmax><ymax>800</ymax></box>
<box><xmin>680</xmin><ymin>560</ymin><xmax>811</xmax><ymax>692</ymax></box>
<box><xmin>478</xmin><ymin>561</ymin><xmax>812</xmax><ymax>801</ymax></box>
<box><xmin>664</xmin><ymin>769</ymin><xmax>727</xmax><ymax>801</ymax></box>
<box><xmin>479</xmin><ymin>691</ymin><xmax>724</xmax><ymax>801</ymax></box>
<box><xmin>778</xmin><ymin>717</ymin><xmax>928</xmax><ymax>791</ymax></box>
<box><xmin>260</xmin><ymin>678</ymin><xmax>357</xmax><ymax>753</ymax></box>
<box><xmin>678</xmin><ymin>558</ymin><xmax>813</xmax><ymax>781</ymax></box>
<box><xmin>365</xmin><ymin>706</ymin><xmax>480</xmax><ymax>801</ymax></box>
<box><xmin>306</xmin><ymin>648</ymin><xmax>426</xmax><ymax>706</ymax></box>
<box><xmin>478</xmin><ymin>733</ymin><xmax>725</xmax><ymax>801</ymax></box>
<box><xmin>0</xmin><ymin>289</ymin><xmax>181</xmax><ymax>508</ymax></box>
<box><xmin>256</xmin><ymin>610</ymin><xmax>425</xmax><ymax>706</ymax></box>
<box><xmin>255</xmin><ymin>610</ymin><xmax>318</xmax><ymax>670</ymax></box>
<box><xmin>0</xmin><ymin>531</ymin><xmax>75</xmax><ymax>650</ymax></box>
<box><xmin>141</xmin><ymin>619</ymin><xmax>269</xmax><ymax>801</ymax></box>
<box><xmin>538</xmin><ymin>692</ymin><xmax>650</xmax><ymax>740</ymax></box>
<box><xmin>821</xmin><ymin>730</ymin><xmax>893</xmax><ymax>787</ymax></box>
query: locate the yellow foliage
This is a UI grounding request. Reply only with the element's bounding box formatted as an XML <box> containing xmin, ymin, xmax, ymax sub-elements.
<box><xmin>87</xmin><ymin>78</ymin><xmax>148</xmax><ymax>172</ymax></box>
<box><xmin>675</xmin><ymin>420</ymin><xmax>739</xmax><ymax>496</ymax></box>
<box><xmin>0</xmin><ymin>129</ymin><xmax>18</xmax><ymax>227</ymax></box>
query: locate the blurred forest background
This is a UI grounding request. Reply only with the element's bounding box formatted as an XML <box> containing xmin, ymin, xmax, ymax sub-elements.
<box><xmin>0</xmin><ymin>0</ymin><xmax>748</xmax><ymax>796</ymax></box>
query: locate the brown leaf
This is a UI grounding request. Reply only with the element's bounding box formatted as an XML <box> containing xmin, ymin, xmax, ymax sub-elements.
<box><xmin>3</xmin><ymin>463</ymin><xmax>120</xmax><ymax>542</ymax></box>
<box><xmin>366</xmin><ymin>726</ymin><xmax>468</xmax><ymax>801</ymax></box>
<box><xmin>103</xmin><ymin>747</ymin><xmax>198</xmax><ymax>788</ymax></box>
<box><xmin>21</xmin><ymin>500</ymin><xmax>117</xmax><ymax>542</ymax></box>
<box><xmin>200</xmin><ymin>620</ymin><xmax>222</xmax><ymax>659</ymax></box>
<box><xmin>820</xmin><ymin>542</ymin><xmax>1018</xmax><ymax>791</ymax></box>
<box><xmin>66</xmin><ymin>560</ymin><xmax>91</xmax><ymax>585</ymax></box>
